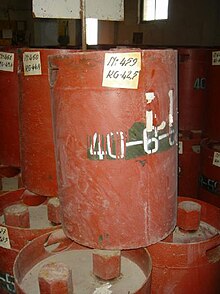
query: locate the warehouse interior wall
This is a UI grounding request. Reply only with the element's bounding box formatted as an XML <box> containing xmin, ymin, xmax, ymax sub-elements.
<box><xmin>116</xmin><ymin>0</ymin><xmax>220</xmax><ymax>47</ymax></box>
<box><xmin>0</xmin><ymin>0</ymin><xmax>220</xmax><ymax>47</ymax></box>
<box><xmin>0</xmin><ymin>0</ymin><xmax>34</xmax><ymax>46</ymax></box>
<box><xmin>98</xmin><ymin>21</ymin><xmax>116</xmax><ymax>45</ymax></box>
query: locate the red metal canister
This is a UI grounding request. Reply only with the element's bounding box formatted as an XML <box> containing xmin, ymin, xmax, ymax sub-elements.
<box><xmin>50</xmin><ymin>49</ymin><xmax>178</xmax><ymax>249</ymax></box>
<box><xmin>0</xmin><ymin>48</ymin><xmax>20</xmax><ymax>177</ymax></box>
<box><xmin>199</xmin><ymin>139</ymin><xmax>220</xmax><ymax>208</ymax></box>
<box><xmin>18</xmin><ymin>49</ymin><xmax>70</xmax><ymax>197</ymax></box>
<box><xmin>178</xmin><ymin>48</ymin><xmax>210</xmax><ymax>131</ymax></box>
<box><xmin>178</xmin><ymin>130</ymin><xmax>202</xmax><ymax>198</ymax></box>
<box><xmin>204</xmin><ymin>50</ymin><xmax>220</xmax><ymax>140</ymax></box>
<box><xmin>0</xmin><ymin>189</ymin><xmax>60</xmax><ymax>293</ymax></box>
<box><xmin>13</xmin><ymin>229</ymin><xmax>152</xmax><ymax>294</ymax></box>
<box><xmin>147</xmin><ymin>197</ymin><xmax>220</xmax><ymax>294</ymax></box>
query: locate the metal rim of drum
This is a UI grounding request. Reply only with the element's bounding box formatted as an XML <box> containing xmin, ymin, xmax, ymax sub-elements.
<box><xmin>13</xmin><ymin>229</ymin><xmax>152</xmax><ymax>294</ymax></box>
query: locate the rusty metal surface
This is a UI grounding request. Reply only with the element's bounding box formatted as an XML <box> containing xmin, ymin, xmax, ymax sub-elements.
<box><xmin>147</xmin><ymin>197</ymin><xmax>220</xmax><ymax>294</ymax></box>
<box><xmin>18</xmin><ymin>48</ymin><xmax>71</xmax><ymax>197</ymax></box>
<box><xmin>0</xmin><ymin>48</ymin><xmax>20</xmax><ymax>169</ymax></box>
<box><xmin>50</xmin><ymin>49</ymin><xmax>178</xmax><ymax>249</ymax></box>
<box><xmin>178</xmin><ymin>48</ymin><xmax>210</xmax><ymax>131</ymax></box>
<box><xmin>80</xmin><ymin>0</ymin><xmax>87</xmax><ymax>51</ymax></box>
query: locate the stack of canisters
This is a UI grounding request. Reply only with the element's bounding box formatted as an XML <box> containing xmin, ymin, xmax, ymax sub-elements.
<box><xmin>0</xmin><ymin>48</ymin><xmax>69</xmax><ymax>293</ymax></box>
<box><xmin>0</xmin><ymin>47</ymin><xmax>219</xmax><ymax>293</ymax></box>
<box><xmin>147</xmin><ymin>47</ymin><xmax>220</xmax><ymax>293</ymax></box>
<box><xmin>14</xmin><ymin>49</ymin><xmax>178</xmax><ymax>293</ymax></box>
<box><xmin>199</xmin><ymin>49</ymin><xmax>220</xmax><ymax>208</ymax></box>
<box><xmin>178</xmin><ymin>48</ymin><xmax>211</xmax><ymax>199</ymax></box>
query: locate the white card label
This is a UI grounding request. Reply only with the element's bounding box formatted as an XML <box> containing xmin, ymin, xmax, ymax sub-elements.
<box><xmin>213</xmin><ymin>152</ymin><xmax>220</xmax><ymax>167</ymax></box>
<box><xmin>0</xmin><ymin>226</ymin><xmax>11</xmax><ymax>249</ymax></box>
<box><xmin>0</xmin><ymin>52</ymin><xmax>14</xmax><ymax>72</ymax></box>
<box><xmin>212</xmin><ymin>51</ymin><xmax>220</xmax><ymax>65</ymax></box>
<box><xmin>192</xmin><ymin>145</ymin><xmax>200</xmax><ymax>154</ymax></box>
<box><xmin>23</xmin><ymin>51</ymin><xmax>42</xmax><ymax>76</ymax></box>
<box><xmin>178</xmin><ymin>141</ymin><xmax>183</xmax><ymax>154</ymax></box>
<box><xmin>102</xmin><ymin>52</ymin><xmax>141</xmax><ymax>89</ymax></box>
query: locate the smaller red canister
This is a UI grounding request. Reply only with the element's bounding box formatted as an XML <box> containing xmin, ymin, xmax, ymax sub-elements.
<box><xmin>147</xmin><ymin>197</ymin><xmax>220</xmax><ymax>294</ymax></box>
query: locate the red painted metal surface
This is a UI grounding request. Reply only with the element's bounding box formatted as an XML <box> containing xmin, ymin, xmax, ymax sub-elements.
<box><xmin>147</xmin><ymin>197</ymin><xmax>220</xmax><ymax>294</ymax></box>
<box><xmin>198</xmin><ymin>139</ymin><xmax>220</xmax><ymax>208</ymax></box>
<box><xmin>50</xmin><ymin>49</ymin><xmax>178</xmax><ymax>249</ymax></box>
<box><xmin>0</xmin><ymin>246</ymin><xmax>18</xmax><ymax>294</ymax></box>
<box><xmin>0</xmin><ymin>48</ymin><xmax>20</xmax><ymax>177</ymax></box>
<box><xmin>0</xmin><ymin>189</ymin><xmax>60</xmax><ymax>249</ymax></box>
<box><xmin>178</xmin><ymin>130</ymin><xmax>202</xmax><ymax>198</ymax></box>
<box><xmin>178</xmin><ymin>48</ymin><xmax>210</xmax><ymax>131</ymax></box>
<box><xmin>0</xmin><ymin>167</ymin><xmax>20</xmax><ymax>179</ymax></box>
<box><xmin>18</xmin><ymin>49</ymin><xmax>71</xmax><ymax>197</ymax></box>
<box><xmin>14</xmin><ymin>229</ymin><xmax>152</xmax><ymax>294</ymax></box>
<box><xmin>204</xmin><ymin>50</ymin><xmax>220</xmax><ymax>140</ymax></box>
<box><xmin>0</xmin><ymin>189</ymin><xmax>61</xmax><ymax>293</ymax></box>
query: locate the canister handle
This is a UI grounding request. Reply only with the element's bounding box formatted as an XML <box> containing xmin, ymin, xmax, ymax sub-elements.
<box><xmin>49</xmin><ymin>63</ymin><xmax>59</xmax><ymax>87</ymax></box>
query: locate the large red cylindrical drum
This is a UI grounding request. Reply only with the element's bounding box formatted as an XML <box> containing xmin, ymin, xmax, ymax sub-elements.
<box><xmin>178</xmin><ymin>48</ymin><xmax>210</xmax><ymax>131</ymax></box>
<box><xmin>178</xmin><ymin>130</ymin><xmax>202</xmax><ymax>198</ymax></box>
<box><xmin>199</xmin><ymin>139</ymin><xmax>220</xmax><ymax>208</ymax></box>
<box><xmin>204</xmin><ymin>50</ymin><xmax>220</xmax><ymax>140</ymax></box>
<box><xmin>18</xmin><ymin>49</ymin><xmax>70</xmax><ymax>197</ymax></box>
<box><xmin>0</xmin><ymin>189</ymin><xmax>60</xmax><ymax>293</ymax></box>
<box><xmin>0</xmin><ymin>48</ymin><xmax>20</xmax><ymax>176</ymax></box>
<box><xmin>147</xmin><ymin>197</ymin><xmax>220</xmax><ymax>294</ymax></box>
<box><xmin>50</xmin><ymin>49</ymin><xmax>178</xmax><ymax>249</ymax></box>
<box><xmin>14</xmin><ymin>229</ymin><xmax>152</xmax><ymax>294</ymax></box>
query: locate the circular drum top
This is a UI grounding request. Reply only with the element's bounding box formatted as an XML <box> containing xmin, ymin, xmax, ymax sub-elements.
<box><xmin>50</xmin><ymin>49</ymin><xmax>178</xmax><ymax>249</ymax></box>
<box><xmin>13</xmin><ymin>230</ymin><xmax>152</xmax><ymax>294</ymax></box>
<box><xmin>147</xmin><ymin>199</ymin><xmax>220</xmax><ymax>293</ymax></box>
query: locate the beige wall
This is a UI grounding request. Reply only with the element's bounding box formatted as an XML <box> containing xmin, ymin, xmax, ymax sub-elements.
<box><xmin>116</xmin><ymin>0</ymin><xmax>220</xmax><ymax>46</ymax></box>
<box><xmin>1</xmin><ymin>0</ymin><xmax>220</xmax><ymax>47</ymax></box>
<box><xmin>98</xmin><ymin>21</ymin><xmax>116</xmax><ymax>44</ymax></box>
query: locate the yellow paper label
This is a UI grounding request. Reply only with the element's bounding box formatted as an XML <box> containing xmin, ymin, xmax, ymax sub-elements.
<box><xmin>213</xmin><ymin>151</ymin><xmax>220</xmax><ymax>167</ymax></box>
<box><xmin>212</xmin><ymin>51</ymin><xmax>220</xmax><ymax>65</ymax></box>
<box><xmin>102</xmin><ymin>52</ymin><xmax>141</xmax><ymax>89</ymax></box>
<box><xmin>23</xmin><ymin>51</ymin><xmax>42</xmax><ymax>76</ymax></box>
<box><xmin>0</xmin><ymin>52</ymin><xmax>14</xmax><ymax>72</ymax></box>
